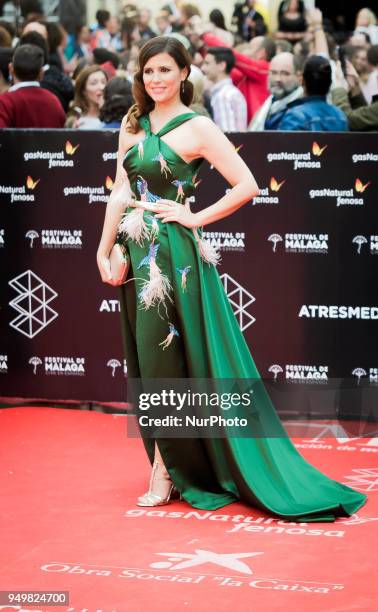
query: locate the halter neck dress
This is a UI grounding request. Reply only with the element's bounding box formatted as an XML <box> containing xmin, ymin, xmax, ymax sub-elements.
<box><xmin>117</xmin><ymin>111</ymin><xmax>367</xmax><ymax>522</ymax></box>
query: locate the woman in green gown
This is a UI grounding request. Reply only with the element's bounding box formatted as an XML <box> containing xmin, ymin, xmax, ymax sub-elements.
<box><xmin>97</xmin><ymin>36</ymin><xmax>367</xmax><ymax>522</ymax></box>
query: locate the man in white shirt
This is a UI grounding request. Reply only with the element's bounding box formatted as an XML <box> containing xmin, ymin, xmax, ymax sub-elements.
<box><xmin>201</xmin><ymin>46</ymin><xmax>248</xmax><ymax>132</ymax></box>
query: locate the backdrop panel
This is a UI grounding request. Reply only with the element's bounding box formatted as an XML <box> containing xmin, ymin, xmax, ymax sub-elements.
<box><xmin>0</xmin><ymin>130</ymin><xmax>376</xmax><ymax>417</ymax></box>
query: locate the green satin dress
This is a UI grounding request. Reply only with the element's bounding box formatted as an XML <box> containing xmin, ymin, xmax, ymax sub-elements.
<box><xmin>117</xmin><ymin>111</ymin><xmax>367</xmax><ymax>522</ymax></box>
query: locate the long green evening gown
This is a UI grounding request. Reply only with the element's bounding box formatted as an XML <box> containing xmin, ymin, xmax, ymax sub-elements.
<box><xmin>117</xmin><ymin>111</ymin><xmax>367</xmax><ymax>522</ymax></box>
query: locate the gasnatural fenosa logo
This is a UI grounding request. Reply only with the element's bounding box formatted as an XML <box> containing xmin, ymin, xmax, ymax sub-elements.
<box><xmin>23</xmin><ymin>140</ymin><xmax>80</xmax><ymax>168</ymax></box>
<box><xmin>103</xmin><ymin>150</ymin><xmax>118</xmax><ymax>162</ymax></box>
<box><xmin>312</xmin><ymin>141</ymin><xmax>327</xmax><ymax>156</ymax></box>
<box><xmin>309</xmin><ymin>178</ymin><xmax>370</xmax><ymax>207</ymax></box>
<box><xmin>63</xmin><ymin>176</ymin><xmax>112</xmax><ymax>203</ymax></box>
<box><xmin>252</xmin><ymin>177</ymin><xmax>286</xmax><ymax>205</ymax></box>
<box><xmin>0</xmin><ymin>175</ymin><xmax>40</xmax><ymax>203</ymax></box>
<box><xmin>354</xmin><ymin>178</ymin><xmax>370</xmax><ymax>193</ymax></box>
<box><xmin>352</xmin><ymin>152</ymin><xmax>378</xmax><ymax>163</ymax></box>
<box><xmin>266</xmin><ymin>141</ymin><xmax>327</xmax><ymax>170</ymax></box>
<box><xmin>105</xmin><ymin>176</ymin><xmax>114</xmax><ymax>190</ymax></box>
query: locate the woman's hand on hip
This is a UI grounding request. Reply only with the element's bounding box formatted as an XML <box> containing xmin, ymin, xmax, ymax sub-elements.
<box><xmin>154</xmin><ymin>198</ymin><xmax>200</xmax><ymax>229</ymax></box>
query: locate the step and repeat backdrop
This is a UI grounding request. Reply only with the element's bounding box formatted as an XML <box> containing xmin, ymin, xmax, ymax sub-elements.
<box><xmin>0</xmin><ymin>130</ymin><xmax>376</xmax><ymax>417</ymax></box>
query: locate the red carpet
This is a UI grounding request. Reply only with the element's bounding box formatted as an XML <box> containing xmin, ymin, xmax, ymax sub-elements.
<box><xmin>0</xmin><ymin>407</ymin><xmax>376</xmax><ymax>612</ymax></box>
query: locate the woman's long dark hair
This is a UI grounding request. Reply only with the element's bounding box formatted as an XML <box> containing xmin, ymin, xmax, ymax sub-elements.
<box><xmin>126</xmin><ymin>36</ymin><xmax>194</xmax><ymax>134</ymax></box>
<box><xmin>100</xmin><ymin>77</ymin><xmax>134</xmax><ymax>123</ymax></box>
<box><xmin>209</xmin><ymin>9</ymin><xmax>227</xmax><ymax>31</ymax></box>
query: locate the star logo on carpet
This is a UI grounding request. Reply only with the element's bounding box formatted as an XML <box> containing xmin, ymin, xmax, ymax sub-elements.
<box><xmin>150</xmin><ymin>548</ymin><xmax>263</xmax><ymax>574</ymax></box>
<box><xmin>343</xmin><ymin>468</ymin><xmax>378</xmax><ymax>492</ymax></box>
<box><xmin>220</xmin><ymin>273</ymin><xmax>256</xmax><ymax>331</ymax></box>
<box><xmin>8</xmin><ymin>270</ymin><xmax>58</xmax><ymax>338</ymax></box>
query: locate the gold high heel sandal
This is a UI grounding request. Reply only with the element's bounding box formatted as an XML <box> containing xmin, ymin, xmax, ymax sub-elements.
<box><xmin>136</xmin><ymin>459</ymin><xmax>176</xmax><ymax>507</ymax></box>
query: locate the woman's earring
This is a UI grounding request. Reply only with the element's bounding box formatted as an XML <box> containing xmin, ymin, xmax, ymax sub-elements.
<box><xmin>181</xmin><ymin>80</ymin><xmax>185</xmax><ymax>94</ymax></box>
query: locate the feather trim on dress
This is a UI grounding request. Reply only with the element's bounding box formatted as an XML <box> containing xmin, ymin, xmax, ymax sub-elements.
<box><xmin>118</xmin><ymin>208</ymin><xmax>150</xmax><ymax>246</ymax></box>
<box><xmin>192</xmin><ymin>228</ymin><xmax>222</xmax><ymax>266</ymax></box>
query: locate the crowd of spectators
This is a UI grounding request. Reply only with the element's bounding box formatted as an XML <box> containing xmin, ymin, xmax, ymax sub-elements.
<box><xmin>0</xmin><ymin>0</ymin><xmax>377</xmax><ymax>131</ymax></box>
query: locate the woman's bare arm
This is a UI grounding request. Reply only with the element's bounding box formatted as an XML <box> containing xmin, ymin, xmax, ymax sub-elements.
<box><xmin>97</xmin><ymin>116</ymin><xmax>133</xmax><ymax>258</ymax></box>
<box><xmin>191</xmin><ymin>116</ymin><xmax>260</xmax><ymax>227</ymax></box>
<box><xmin>96</xmin><ymin>116</ymin><xmax>135</xmax><ymax>284</ymax></box>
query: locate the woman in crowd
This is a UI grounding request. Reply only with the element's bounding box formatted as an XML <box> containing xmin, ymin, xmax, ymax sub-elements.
<box><xmin>354</xmin><ymin>7</ymin><xmax>378</xmax><ymax>45</ymax></box>
<box><xmin>208</xmin><ymin>9</ymin><xmax>234</xmax><ymax>46</ymax></box>
<box><xmin>46</xmin><ymin>22</ymin><xmax>66</xmax><ymax>71</ymax></box>
<box><xmin>347</xmin><ymin>45</ymin><xmax>370</xmax><ymax>94</ymax></box>
<box><xmin>64</xmin><ymin>24</ymin><xmax>92</xmax><ymax>61</ymax></box>
<box><xmin>0</xmin><ymin>47</ymin><xmax>13</xmax><ymax>93</ymax></box>
<box><xmin>120</xmin><ymin>16</ymin><xmax>141</xmax><ymax>53</ymax></box>
<box><xmin>65</xmin><ymin>64</ymin><xmax>107</xmax><ymax>129</ymax></box>
<box><xmin>0</xmin><ymin>24</ymin><xmax>12</xmax><ymax>47</ymax></box>
<box><xmin>276</xmin><ymin>0</ymin><xmax>307</xmax><ymax>43</ymax></box>
<box><xmin>187</xmin><ymin>62</ymin><xmax>210</xmax><ymax>116</ymax></box>
<box><xmin>100</xmin><ymin>76</ymin><xmax>134</xmax><ymax>128</ymax></box>
<box><xmin>155</xmin><ymin>10</ymin><xmax>173</xmax><ymax>37</ymax></box>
